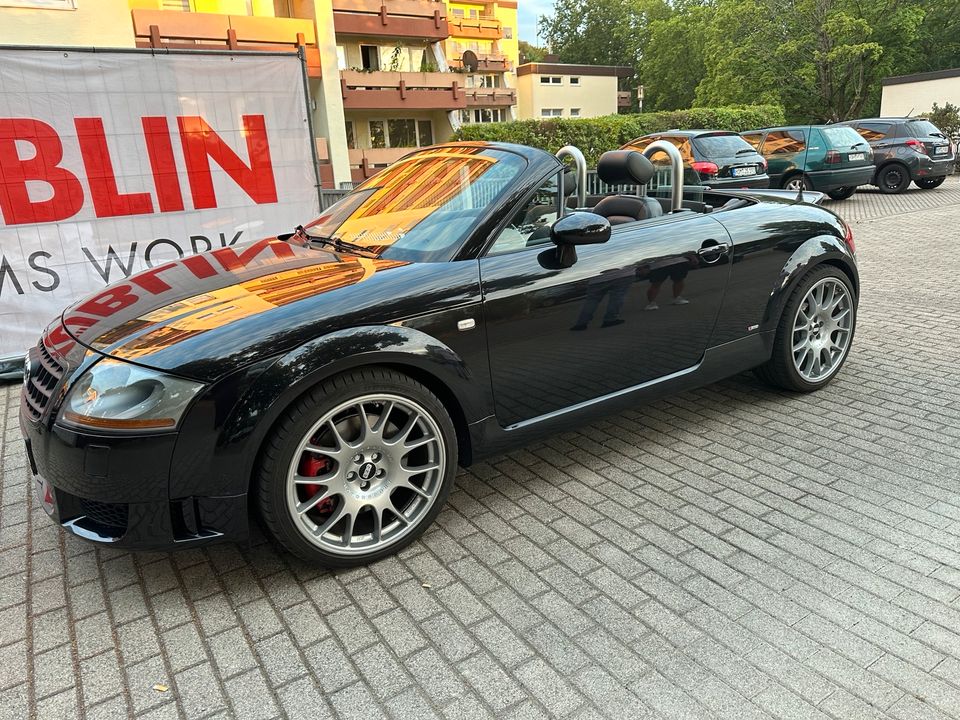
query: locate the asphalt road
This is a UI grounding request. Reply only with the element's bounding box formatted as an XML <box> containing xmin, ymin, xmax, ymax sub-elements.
<box><xmin>2</xmin><ymin>177</ymin><xmax>960</xmax><ymax>719</ymax></box>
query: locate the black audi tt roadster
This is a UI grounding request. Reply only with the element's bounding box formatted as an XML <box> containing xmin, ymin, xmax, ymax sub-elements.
<box><xmin>20</xmin><ymin>141</ymin><xmax>858</xmax><ymax>566</ymax></box>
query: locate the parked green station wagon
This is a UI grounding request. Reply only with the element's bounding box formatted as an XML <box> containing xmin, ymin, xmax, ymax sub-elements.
<box><xmin>742</xmin><ymin>125</ymin><xmax>875</xmax><ymax>200</ymax></box>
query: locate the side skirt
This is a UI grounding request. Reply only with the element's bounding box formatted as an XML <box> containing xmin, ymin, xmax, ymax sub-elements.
<box><xmin>467</xmin><ymin>331</ymin><xmax>774</xmax><ymax>462</ymax></box>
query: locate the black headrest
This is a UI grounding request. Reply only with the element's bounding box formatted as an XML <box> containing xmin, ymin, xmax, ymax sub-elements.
<box><xmin>597</xmin><ymin>150</ymin><xmax>655</xmax><ymax>186</ymax></box>
<box><xmin>562</xmin><ymin>168</ymin><xmax>578</xmax><ymax>196</ymax></box>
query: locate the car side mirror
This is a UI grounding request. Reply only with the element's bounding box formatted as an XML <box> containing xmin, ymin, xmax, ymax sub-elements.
<box><xmin>550</xmin><ymin>212</ymin><xmax>611</xmax><ymax>267</ymax></box>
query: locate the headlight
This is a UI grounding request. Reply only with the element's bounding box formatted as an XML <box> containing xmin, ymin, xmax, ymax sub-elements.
<box><xmin>58</xmin><ymin>359</ymin><xmax>203</xmax><ymax>432</ymax></box>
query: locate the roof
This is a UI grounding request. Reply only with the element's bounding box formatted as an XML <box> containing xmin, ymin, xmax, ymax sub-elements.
<box><xmin>516</xmin><ymin>62</ymin><xmax>632</xmax><ymax>78</ymax></box>
<box><xmin>842</xmin><ymin>117</ymin><xmax>928</xmax><ymax>123</ymax></box>
<box><xmin>882</xmin><ymin>67</ymin><xmax>960</xmax><ymax>86</ymax></box>
<box><xmin>652</xmin><ymin>129</ymin><xmax>739</xmax><ymax>137</ymax></box>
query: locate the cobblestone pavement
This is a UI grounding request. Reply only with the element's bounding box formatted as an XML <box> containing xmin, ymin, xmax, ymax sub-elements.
<box><xmin>2</xmin><ymin>180</ymin><xmax>960</xmax><ymax>719</ymax></box>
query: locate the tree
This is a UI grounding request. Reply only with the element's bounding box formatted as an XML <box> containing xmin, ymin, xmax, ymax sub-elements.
<box><xmin>639</xmin><ymin>0</ymin><xmax>710</xmax><ymax>111</ymax></box>
<box><xmin>518</xmin><ymin>41</ymin><xmax>548</xmax><ymax>64</ymax></box>
<box><xmin>695</xmin><ymin>0</ymin><xmax>924</xmax><ymax>122</ymax></box>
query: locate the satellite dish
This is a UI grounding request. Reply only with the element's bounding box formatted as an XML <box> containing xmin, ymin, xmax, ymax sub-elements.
<box><xmin>462</xmin><ymin>50</ymin><xmax>479</xmax><ymax>73</ymax></box>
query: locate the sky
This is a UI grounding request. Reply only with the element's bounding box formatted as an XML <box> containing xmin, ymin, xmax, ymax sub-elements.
<box><xmin>517</xmin><ymin>0</ymin><xmax>553</xmax><ymax>43</ymax></box>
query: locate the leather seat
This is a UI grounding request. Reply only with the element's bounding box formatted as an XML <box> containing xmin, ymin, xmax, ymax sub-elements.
<box><xmin>592</xmin><ymin>150</ymin><xmax>663</xmax><ymax>225</ymax></box>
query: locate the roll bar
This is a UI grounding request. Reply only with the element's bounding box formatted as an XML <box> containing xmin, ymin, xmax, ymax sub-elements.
<box><xmin>555</xmin><ymin>145</ymin><xmax>587</xmax><ymax>213</ymax></box>
<box><xmin>642</xmin><ymin>140</ymin><xmax>684</xmax><ymax>213</ymax></box>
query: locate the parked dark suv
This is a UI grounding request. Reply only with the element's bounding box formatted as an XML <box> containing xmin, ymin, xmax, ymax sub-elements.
<box><xmin>622</xmin><ymin>130</ymin><xmax>770</xmax><ymax>189</ymax></box>
<box><xmin>741</xmin><ymin>125</ymin><xmax>874</xmax><ymax>200</ymax></box>
<box><xmin>839</xmin><ymin>117</ymin><xmax>955</xmax><ymax>193</ymax></box>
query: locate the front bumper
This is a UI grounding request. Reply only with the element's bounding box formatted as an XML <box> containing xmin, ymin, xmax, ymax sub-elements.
<box><xmin>19</xmin><ymin>384</ymin><xmax>248</xmax><ymax>551</ymax></box>
<box><xmin>808</xmin><ymin>166</ymin><xmax>875</xmax><ymax>192</ymax></box>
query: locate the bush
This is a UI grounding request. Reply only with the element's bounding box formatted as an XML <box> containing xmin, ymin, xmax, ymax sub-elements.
<box><xmin>453</xmin><ymin>105</ymin><xmax>785</xmax><ymax>166</ymax></box>
<box><xmin>924</xmin><ymin>102</ymin><xmax>960</xmax><ymax>140</ymax></box>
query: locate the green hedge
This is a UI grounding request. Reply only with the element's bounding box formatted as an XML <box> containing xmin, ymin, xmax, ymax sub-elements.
<box><xmin>453</xmin><ymin>105</ymin><xmax>785</xmax><ymax>166</ymax></box>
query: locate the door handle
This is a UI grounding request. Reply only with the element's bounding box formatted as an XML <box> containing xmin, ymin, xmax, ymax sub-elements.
<box><xmin>697</xmin><ymin>240</ymin><xmax>730</xmax><ymax>264</ymax></box>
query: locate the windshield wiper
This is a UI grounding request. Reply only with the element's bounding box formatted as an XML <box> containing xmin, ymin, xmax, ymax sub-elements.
<box><xmin>304</xmin><ymin>229</ymin><xmax>381</xmax><ymax>258</ymax></box>
<box><xmin>735</xmin><ymin>148</ymin><xmax>757</xmax><ymax>156</ymax></box>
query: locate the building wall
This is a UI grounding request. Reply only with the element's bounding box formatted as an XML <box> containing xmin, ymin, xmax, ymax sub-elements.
<box><xmin>0</xmin><ymin>0</ymin><xmax>135</xmax><ymax>47</ymax></box>
<box><xmin>881</xmin><ymin>76</ymin><xmax>960</xmax><ymax>116</ymax></box>
<box><xmin>517</xmin><ymin>73</ymin><xmax>619</xmax><ymax>119</ymax></box>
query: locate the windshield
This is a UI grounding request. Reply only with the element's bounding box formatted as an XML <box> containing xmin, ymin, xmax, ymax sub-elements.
<box><xmin>905</xmin><ymin>120</ymin><xmax>945</xmax><ymax>138</ymax></box>
<box><xmin>692</xmin><ymin>133</ymin><xmax>756</xmax><ymax>158</ymax></box>
<box><xmin>820</xmin><ymin>126</ymin><xmax>867</xmax><ymax>147</ymax></box>
<box><xmin>304</xmin><ymin>147</ymin><xmax>526</xmax><ymax>262</ymax></box>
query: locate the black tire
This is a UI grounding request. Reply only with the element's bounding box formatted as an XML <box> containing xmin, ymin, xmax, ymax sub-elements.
<box><xmin>781</xmin><ymin>173</ymin><xmax>812</xmax><ymax>192</ymax></box>
<box><xmin>255</xmin><ymin>367</ymin><xmax>458</xmax><ymax>567</ymax></box>
<box><xmin>754</xmin><ymin>265</ymin><xmax>857</xmax><ymax>392</ymax></box>
<box><xmin>877</xmin><ymin>164</ymin><xmax>910</xmax><ymax>194</ymax></box>
<box><xmin>827</xmin><ymin>186</ymin><xmax>856</xmax><ymax>201</ymax></box>
<box><xmin>915</xmin><ymin>176</ymin><xmax>946</xmax><ymax>190</ymax></box>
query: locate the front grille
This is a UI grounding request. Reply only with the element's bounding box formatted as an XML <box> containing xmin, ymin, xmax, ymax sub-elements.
<box><xmin>79</xmin><ymin>498</ymin><xmax>129</xmax><ymax>533</ymax></box>
<box><xmin>22</xmin><ymin>342</ymin><xmax>66</xmax><ymax>421</ymax></box>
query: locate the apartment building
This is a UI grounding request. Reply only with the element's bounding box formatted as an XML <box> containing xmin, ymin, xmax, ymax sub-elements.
<box><xmin>516</xmin><ymin>62</ymin><xmax>631</xmax><ymax>120</ymax></box>
<box><xmin>0</xmin><ymin>0</ymin><xmax>519</xmax><ymax>186</ymax></box>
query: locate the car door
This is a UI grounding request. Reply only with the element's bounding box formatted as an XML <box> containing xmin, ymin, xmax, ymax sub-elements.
<box><xmin>853</xmin><ymin>121</ymin><xmax>893</xmax><ymax>168</ymax></box>
<box><xmin>761</xmin><ymin>129</ymin><xmax>808</xmax><ymax>187</ymax></box>
<box><xmin>478</xmin><ymin>175</ymin><xmax>734</xmax><ymax>427</ymax></box>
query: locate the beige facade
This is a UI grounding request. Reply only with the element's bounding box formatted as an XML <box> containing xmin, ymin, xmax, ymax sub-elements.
<box><xmin>516</xmin><ymin>62</ymin><xmax>629</xmax><ymax>120</ymax></box>
<box><xmin>881</xmin><ymin>68</ymin><xmax>960</xmax><ymax>116</ymax></box>
<box><xmin>0</xmin><ymin>0</ymin><xmax>135</xmax><ymax>47</ymax></box>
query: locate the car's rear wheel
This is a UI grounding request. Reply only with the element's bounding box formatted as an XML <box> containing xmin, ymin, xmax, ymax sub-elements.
<box><xmin>256</xmin><ymin>367</ymin><xmax>457</xmax><ymax>567</ymax></box>
<box><xmin>782</xmin><ymin>174</ymin><xmax>812</xmax><ymax>192</ymax></box>
<box><xmin>877</xmin><ymin>164</ymin><xmax>910</xmax><ymax>194</ymax></box>
<box><xmin>755</xmin><ymin>265</ymin><xmax>856</xmax><ymax>392</ymax></box>
<box><xmin>915</xmin><ymin>176</ymin><xmax>946</xmax><ymax>190</ymax></box>
<box><xmin>827</xmin><ymin>186</ymin><xmax>856</xmax><ymax>200</ymax></box>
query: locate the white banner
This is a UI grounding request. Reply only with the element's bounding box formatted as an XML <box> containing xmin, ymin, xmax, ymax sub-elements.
<box><xmin>0</xmin><ymin>49</ymin><xmax>320</xmax><ymax>362</ymax></box>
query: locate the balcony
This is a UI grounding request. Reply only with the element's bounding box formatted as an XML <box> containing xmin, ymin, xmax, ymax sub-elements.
<box><xmin>450</xmin><ymin>53</ymin><xmax>512</xmax><ymax>72</ymax></box>
<box><xmin>448</xmin><ymin>15</ymin><xmax>502</xmax><ymax>40</ymax></box>
<box><xmin>131</xmin><ymin>9</ymin><xmax>321</xmax><ymax>76</ymax></box>
<box><xmin>618</xmin><ymin>91</ymin><xmax>631</xmax><ymax>109</ymax></box>
<box><xmin>340</xmin><ymin>70</ymin><xmax>465</xmax><ymax>109</ymax></box>
<box><xmin>464</xmin><ymin>88</ymin><xmax>515</xmax><ymax>107</ymax></box>
<box><xmin>332</xmin><ymin>0</ymin><xmax>448</xmax><ymax>40</ymax></box>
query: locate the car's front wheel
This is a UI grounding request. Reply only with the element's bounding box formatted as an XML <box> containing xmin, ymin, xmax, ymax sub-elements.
<box><xmin>827</xmin><ymin>186</ymin><xmax>856</xmax><ymax>200</ymax></box>
<box><xmin>256</xmin><ymin>367</ymin><xmax>457</xmax><ymax>567</ymax></box>
<box><xmin>915</xmin><ymin>176</ymin><xmax>946</xmax><ymax>190</ymax></box>
<box><xmin>755</xmin><ymin>265</ymin><xmax>856</xmax><ymax>392</ymax></box>
<box><xmin>877</xmin><ymin>164</ymin><xmax>910</xmax><ymax>193</ymax></box>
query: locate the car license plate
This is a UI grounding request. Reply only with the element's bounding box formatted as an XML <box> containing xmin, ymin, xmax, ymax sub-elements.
<box><xmin>35</xmin><ymin>476</ymin><xmax>56</xmax><ymax>516</ymax></box>
<box><xmin>848</xmin><ymin>153</ymin><xmax>865</xmax><ymax>161</ymax></box>
<box><xmin>732</xmin><ymin>166</ymin><xmax>757</xmax><ymax>177</ymax></box>
<box><xmin>934</xmin><ymin>145</ymin><xmax>949</xmax><ymax>155</ymax></box>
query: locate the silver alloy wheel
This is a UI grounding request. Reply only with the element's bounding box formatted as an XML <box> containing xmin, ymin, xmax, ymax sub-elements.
<box><xmin>785</xmin><ymin>176</ymin><xmax>805</xmax><ymax>191</ymax></box>
<box><xmin>792</xmin><ymin>278</ymin><xmax>852</xmax><ymax>382</ymax></box>
<box><xmin>285</xmin><ymin>394</ymin><xmax>445</xmax><ymax>556</ymax></box>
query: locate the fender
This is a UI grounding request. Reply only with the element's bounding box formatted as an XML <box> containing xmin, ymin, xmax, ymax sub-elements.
<box><xmin>760</xmin><ymin>233</ymin><xmax>859</xmax><ymax>335</ymax></box>
<box><xmin>168</xmin><ymin>323</ymin><xmax>487</xmax><ymax>499</ymax></box>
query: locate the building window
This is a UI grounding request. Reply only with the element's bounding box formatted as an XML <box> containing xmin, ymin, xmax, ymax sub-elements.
<box><xmin>569</xmin><ymin>77</ymin><xmax>580</xmax><ymax>85</ymax></box>
<box><xmin>541</xmin><ymin>108</ymin><xmax>562</xmax><ymax>117</ymax></box>
<box><xmin>345</xmin><ymin>121</ymin><xmax>356</xmax><ymax>149</ymax></box>
<box><xmin>570</xmin><ymin>108</ymin><xmax>581</xmax><ymax>117</ymax></box>
<box><xmin>369</xmin><ymin>121</ymin><xmax>386</xmax><ymax>149</ymax></box>
<box><xmin>417</xmin><ymin>120</ymin><xmax>434</xmax><ymax>147</ymax></box>
<box><xmin>539</xmin><ymin>76</ymin><xmax>561</xmax><ymax>85</ymax></box>
<box><xmin>468</xmin><ymin>8</ymin><xmax>477</xmax><ymax>17</ymax></box>
<box><xmin>336</xmin><ymin>45</ymin><xmax>347</xmax><ymax>71</ymax></box>
<box><xmin>504</xmin><ymin>26</ymin><xmax>513</xmax><ymax>39</ymax></box>
<box><xmin>461</xmin><ymin>108</ymin><xmax>506</xmax><ymax>123</ymax></box>
<box><xmin>368</xmin><ymin>119</ymin><xmax>435</xmax><ymax>148</ymax></box>
<box><xmin>160</xmin><ymin>0</ymin><xmax>189</xmax><ymax>9</ymax></box>
<box><xmin>452</xmin><ymin>8</ymin><xmax>464</xmax><ymax>16</ymax></box>
<box><xmin>360</xmin><ymin>45</ymin><xmax>380</xmax><ymax>71</ymax></box>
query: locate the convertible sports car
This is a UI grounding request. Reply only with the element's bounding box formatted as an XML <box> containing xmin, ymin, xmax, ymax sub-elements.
<box><xmin>19</xmin><ymin>141</ymin><xmax>859</xmax><ymax>567</ymax></box>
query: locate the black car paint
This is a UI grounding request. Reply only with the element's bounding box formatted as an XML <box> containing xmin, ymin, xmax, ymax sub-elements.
<box><xmin>19</xmin><ymin>142</ymin><xmax>857</xmax><ymax>550</ymax></box>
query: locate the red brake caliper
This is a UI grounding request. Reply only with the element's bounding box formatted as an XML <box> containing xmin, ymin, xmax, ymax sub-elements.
<box><xmin>298</xmin><ymin>453</ymin><xmax>335</xmax><ymax>515</ymax></box>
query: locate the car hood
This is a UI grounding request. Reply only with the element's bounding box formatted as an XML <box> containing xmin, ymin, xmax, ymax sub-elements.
<box><xmin>56</xmin><ymin>237</ymin><xmax>474</xmax><ymax>381</ymax></box>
